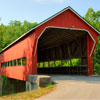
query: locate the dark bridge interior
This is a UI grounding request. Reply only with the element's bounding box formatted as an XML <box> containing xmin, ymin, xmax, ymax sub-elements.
<box><xmin>37</xmin><ymin>27</ymin><xmax>88</xmax><ymax>75</ymax></box>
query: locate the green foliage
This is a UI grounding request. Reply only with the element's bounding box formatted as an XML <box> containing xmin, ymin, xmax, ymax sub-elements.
<box><xmin>0</xmin><ymin>20</ymin><xmax>38</xmax><ymax>51</ymax></box>
<box><xmin>38</xmin><ymin>58</ymin><xmax>81</xmax><ymax>68</ymax></box>
<box><xmin>39</xmin><ymin>62</ymin><xmax>43</xmax><ymax>67</ymax></box>
<box><xmin>84</xmin><ymin>8</ymin><xmax>100</xmax><ymax>75</ymax></box>
<box><xmin>62</xmin><ymin>58</ymin><xmax>81</xmax><ymax>67</ymax></box>
<box><xmin>44</xmin><ymin>62</ymin><xmax>48</xmax><ymax>67</ymax></box>
<box><xmin>46</xmin><ymin>84</ymin><xmax>56</xmax><ymax>88</ymax></box>
<box><xmin>0</xmin><ymin>84</ymin><xmax>56</xmax><ymax>99</ymax></box>
<box><xmin>93</xmin><ymin>63</ymin><xmax>100</xmax><ymax>75</ymax></box>
<box><xmin>62</xmin><ymin>60</ymin><xmax>70</xmax><ymax>67</ymax></box>
<box><xmin>0</xmin><ymin>25</ymin><xmax>4</xmax><ymax>51</ymax></box>
<box><xmin>50</xmin><ymin>61</ymin><xmax>55</xmax><ymax>67</ymax></box>
<box><xmin>1</xmin><ymin>75</ymin><xmax>7</xmax><ymax>88</ymax></box>
<box><xmin>84</xmin><ymin>8</ymin><xmax>100</xmax><ymax>31</ymax></box>
<box><xmin>72</xmin><ymin>58</ymin><xmax>81</xmax><ymax>66</ymax></box>
<box><xmin>55</xmin><ymin>60</ymin><xmax>61</xmax><ymax>67</ymax></box>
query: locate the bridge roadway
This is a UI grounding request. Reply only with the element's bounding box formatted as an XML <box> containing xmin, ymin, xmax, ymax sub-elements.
<box><xmin>36</xmin><ymin>75</ymin><xmax>100</xmax><ymax>100</ymax></box>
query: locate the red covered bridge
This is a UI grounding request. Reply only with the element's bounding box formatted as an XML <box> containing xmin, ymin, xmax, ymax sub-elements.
<box><xmin>0</xmin><ymin>6</ymin><xmax>100</xmax><ymax>81</ymax></box>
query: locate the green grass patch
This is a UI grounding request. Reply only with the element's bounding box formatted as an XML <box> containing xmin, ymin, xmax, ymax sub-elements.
<box><xmin>0</xmin><ymin>84</ymin><xmax>56</xmax><ymax>100</ymax></box>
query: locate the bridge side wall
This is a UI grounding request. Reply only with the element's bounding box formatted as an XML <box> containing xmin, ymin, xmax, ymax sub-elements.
<box><xmin>0</xmin><ymin>33</ymin><xmax>36</xmax><ymax>81</ymax></box>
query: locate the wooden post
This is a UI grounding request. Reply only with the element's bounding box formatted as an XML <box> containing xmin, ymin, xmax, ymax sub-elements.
<box><xmin>48</xmin><ymin>61</ymin><xmax>50</xmax><ymax>67</ymax></box>
<box><xmin>67</xmin><ymin>43</ymin><xmax>72</xmax><ymax>66</ymax></box>
<box><xmin>59</xmin><ymin>46</ymin><xmax>63</xmax><ymax>67</ymax></box>
<box><xmin>12</xmin><ymin>60</ymin><xmax>14</xmax><ymax>66</ymax></box>
<box><xmin>47</xmin><ymin>50</ymin><xmax>50</xmax><ymax>68</ymax></box>
<box><xmin>7</xmin><ymin>62</ymin><xmax>8</xmax><ymax>67</ymax></box>
<box><xmin>53</xmin><ymin>48</ymin><xmax>56</xmax><ymax>67</ymax></box>
<box><xmin>9</xmin><ymin>61</ymin><xmax>11</xmax><ymax>67</ymax></box>
<box><xmin>87</xmin><ymin>35</ymin><xmax>96</xmax><ymax>75</ymax></box>
<box><xmin>38</xmin><ymin>63</ymin><xmax>40</xmax><ymax>68</ymax></box>
<box><xmin>21</xmin><ymin>58</ymin><xmax>23</xmax><ymax>66</ymax></box>
<box><xmin>79</xmin><ymin>38</ymin><xmax>82</xmax><ymax>65</ymax></box>
<box><xmin>16</xmin><ymin>60</ymin><xmax>18</xmax><ymax>66</ymax></box>
<box><xmin>79</xmin><ymin>38</ymin><xmax>82</xmax><ymax>57</ymax></box>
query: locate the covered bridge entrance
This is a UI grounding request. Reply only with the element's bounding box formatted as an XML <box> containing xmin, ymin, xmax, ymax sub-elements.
<box><xmin>37</xmin><ymin>27</ymin><xmax>88</xmax><ymax>75</ymax></box>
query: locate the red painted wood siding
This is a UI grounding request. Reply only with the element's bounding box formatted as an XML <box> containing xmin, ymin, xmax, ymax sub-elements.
<box><xmin>0</xmin><ymin>33</ymin><xmax>36</xmax><ymax>81</ymax></box>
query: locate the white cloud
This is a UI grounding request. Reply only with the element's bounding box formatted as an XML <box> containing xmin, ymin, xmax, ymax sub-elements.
<box><xmin>32</xmin><ymin>0</ymin><xmax>65</xmax><ymax>4</ymax></box>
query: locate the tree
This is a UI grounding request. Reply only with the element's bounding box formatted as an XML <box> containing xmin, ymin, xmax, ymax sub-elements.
<box><xmin>0</xmin><ymin>20</ymin><xmax>38</xmax><ymax>50</ymax></box>
<box><xmin>0</xmin><ymin>18</ymin><xmax>4</xmax><ymax>51</ymax></box>
<box><xmin>0</xmin><ymin>25</ymin><xmax>3</xmax><ymax>51</ymax></box>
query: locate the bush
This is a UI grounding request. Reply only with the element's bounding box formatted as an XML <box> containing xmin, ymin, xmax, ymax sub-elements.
<box><xmin>1</xmin><ymin>75</ymin><xmax>7</xmax><ymax>88</ymax></box>
<box><xmin>93</xmin><ymin>63</ymin><xmax>100</xmax><ymax>75</ymax></box>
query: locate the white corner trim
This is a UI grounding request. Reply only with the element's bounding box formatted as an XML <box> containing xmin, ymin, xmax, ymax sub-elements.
<box><xmin>87</xmin><ymin>31</ymin><xmax>96</xmax><ymax>57</ymax></box>
<box><xmin>34</xmin><ymin>27</ymin><xmax>48</xmax><ymax>56</ymax></box>
<box><xmin>34</xmin><ymin>26</ymin><xmax>96</xmax><ymax>57</ymax></box>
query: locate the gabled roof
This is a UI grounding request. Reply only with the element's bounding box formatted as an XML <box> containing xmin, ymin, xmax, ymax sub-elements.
<box><xmin>29</xmin><ymin>6</ymin><xmax>100</xmax><ymax>35</ymax></box>
<box><xmin>0</xmin><ymin>6</ymin><xmax>100</xmax><ymax>54</ymax></box>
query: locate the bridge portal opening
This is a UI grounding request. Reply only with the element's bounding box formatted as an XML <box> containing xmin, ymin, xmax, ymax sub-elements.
<box><xmin>37</xmin><ymin>27</ymin><xmax>88</xmax><ymax>75</ymax></box>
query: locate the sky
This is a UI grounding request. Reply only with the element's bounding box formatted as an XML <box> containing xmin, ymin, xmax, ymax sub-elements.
<box><xmin>0</xmin><ymin>0</ymin><xmax>100</xmax><ymax>25</ymax></box>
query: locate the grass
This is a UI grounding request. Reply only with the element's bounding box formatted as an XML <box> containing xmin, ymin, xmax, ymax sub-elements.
<box><xmin>0</xmin><ymin>84</ymin><xmax>56</xmax><ymax>100</ymax></box>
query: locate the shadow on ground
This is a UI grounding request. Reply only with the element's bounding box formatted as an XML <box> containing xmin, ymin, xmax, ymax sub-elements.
<box><xmin>49</xmin><ymin>75</ymin><xmax>100</xmax><ymax>84</ymax></box>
